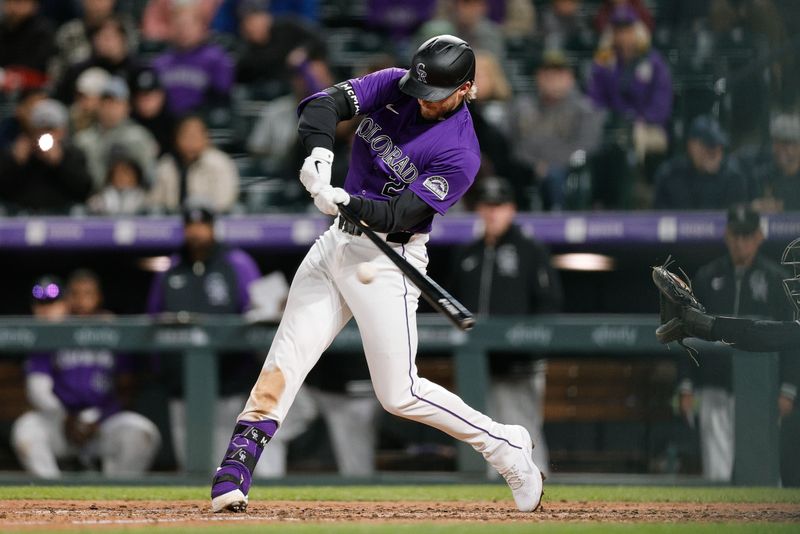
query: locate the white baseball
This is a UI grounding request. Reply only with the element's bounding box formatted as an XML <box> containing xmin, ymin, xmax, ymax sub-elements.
<box><xmin>356</xmin><ymin>262</ymin><xmax>377</xmax><ymax>284</ymax></box>
<box><xmin>38</xmin><ymin>133</ymin><xmax>54</xmax><ymax>152</ymax></box>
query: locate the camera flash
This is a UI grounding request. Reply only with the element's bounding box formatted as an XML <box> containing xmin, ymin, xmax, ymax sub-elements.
<box><xmin>38</xmin><ymin>133</ymin><xmax>54</xmax><ymax>152</ymax></box>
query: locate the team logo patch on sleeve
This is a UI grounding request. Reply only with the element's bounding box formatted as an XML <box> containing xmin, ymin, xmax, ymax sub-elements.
<box><xmin>423</xmin><ymin>175</ymin><xmax>448</xmax><ymax>200</ymax></box>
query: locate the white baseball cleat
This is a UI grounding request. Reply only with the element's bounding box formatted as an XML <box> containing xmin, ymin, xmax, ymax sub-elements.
<box><xmin>493</xmin><ymin>425</ymin><xmax>544</xmax><ymax>512</ymax></box>
<box><xmin>211</xmin><ymin>489</ymin><xmax>248</xmax><ymax>513</ymax></box>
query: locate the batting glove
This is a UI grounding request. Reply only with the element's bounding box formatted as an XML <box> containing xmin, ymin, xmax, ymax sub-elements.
<box><xmin>314</xmin><ymin>185</ymin><xmax>349</xmax><ymax>216</ymax></box>
<box><xmin>299</xmin><ymin>147</ymin><xmax>333</xmax><ymax>197</ymax></box>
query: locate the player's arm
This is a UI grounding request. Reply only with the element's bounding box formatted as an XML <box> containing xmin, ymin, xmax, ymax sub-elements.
<box><xmin>347</xmin><ymin>190</ymin><xmax>436</xmax><ymax>233</ymax></box>
<box><xmin>24</xmin><ymin>354</ymin><xmax>65</xmax><ymax>416</ymax></box>
<box><xmin>297</xmin><ymin>68</ymin><xmax>406</xmax><ymax>198</ymax></box>
<box><xmin>296</xmin><ymin>83</ymin><xmax>361</xmax><ymax>197</ymax></box>
<box><xmin>706</xmin><ymin>316</ymin><xmax>800</xmax><ymax>353</ymax></box>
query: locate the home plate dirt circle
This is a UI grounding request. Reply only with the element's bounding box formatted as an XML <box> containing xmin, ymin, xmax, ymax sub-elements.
<box><xmin>1</xmin><ymin>500</ymin><xmax>799</xmax><ymax>529</ymax></box>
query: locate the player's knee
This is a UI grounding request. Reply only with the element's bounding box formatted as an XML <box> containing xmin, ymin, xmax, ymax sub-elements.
<box><xmin>375</xmin><ymin>392</ymin><xmax>416</xmax><ymax>418</ymax></box>
<box><xmin>11</xmin><ymin>411</ymin><xmax>44</xmax><ymax>446</ymax></box>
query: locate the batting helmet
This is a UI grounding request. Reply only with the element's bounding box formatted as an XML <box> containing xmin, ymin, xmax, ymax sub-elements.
<box><xmin>399</xmin><ymin>35</ymin><xmax>476</xmax><ymax>102</ymax></box>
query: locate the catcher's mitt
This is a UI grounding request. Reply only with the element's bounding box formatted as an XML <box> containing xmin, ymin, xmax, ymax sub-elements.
<box><xmin>651</xmin><ymin>257</ymin><xmax>705</xmax><ymax>313</ymax></box>
<box><xmin>651</xmin><ymin>257</ymin><xmax>707</xmax><ymax>363</ymax></box>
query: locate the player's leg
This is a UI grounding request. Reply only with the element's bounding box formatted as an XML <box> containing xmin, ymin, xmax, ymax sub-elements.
<box><xmin>312</xmin><ymin>386</ymin><xmax>379</xmax><ymax>477</ymax></box>
<box><xmin>698</xmin><ymin>387</ymin><xmax>735</xmax><ymax>481</ymax></box>
<box><xmin>253</xmin><ymin>386</ymin><xmax>319</xmax><ymax>478</ymax></box>
<box><xmin>488</xmin><ymin>369</ymin><xmax>550</xmax><ymax>477</ymax></box>
<box><xmin>212</xmin><ymin>230</ymin><xmax>353</xmax><ymax>512</ymax></box>
<box><xmin>98</xmin><ymin>411</ymin><xmax>161</xmax><ymax>477</ymax></box>
<box><xmin>10</xmin><ymin>410</ymin><xmax>66</xmax><ymax>479</ymax></box>
<box><xmin>338</xmin><ymin>237</ymin><xmax>542</xmax><ymax>511</ymax></box>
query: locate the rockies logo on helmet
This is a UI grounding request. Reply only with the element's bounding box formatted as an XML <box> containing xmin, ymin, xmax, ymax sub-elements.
<box><xmin>416</xmin><ymin>63</ymin><xmax>428</xmax><ymax>84</ymax></box>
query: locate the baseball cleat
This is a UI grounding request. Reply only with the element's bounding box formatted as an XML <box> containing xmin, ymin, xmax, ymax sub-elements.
<box><xmin>211</xmin><ymin>488</ymin><xmax>248</xmax><ymax>513</ymax></box>
<box><xmin>495</xmin><ymin>425</ymin><xmax>544</xmax><ymax>512</ymax></box>
<box><xmin>211</xmin><ymin>466</ymin><xmax>249</xmax><ymax>513</ymax></box>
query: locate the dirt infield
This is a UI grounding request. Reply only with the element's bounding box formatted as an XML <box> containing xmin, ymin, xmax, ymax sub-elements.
<box><xmin>0</xmin><ymin>500</ymin><xmax>798</xmax><ymax>529</ymax></box>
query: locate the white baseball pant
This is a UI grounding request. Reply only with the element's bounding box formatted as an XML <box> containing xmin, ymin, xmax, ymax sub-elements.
<box><xmin>11</xmin><ymin>410</ymin><xmax>160</xmax><ymax>479</ymax></box>
<box><xmin>237</xmin><ymin>222</ymin><xmax>525</xmax><ymax>464</ymax></box>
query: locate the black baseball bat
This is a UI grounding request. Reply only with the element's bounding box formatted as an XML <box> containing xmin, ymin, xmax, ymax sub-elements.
<box><xmin>338</xmin><ymin>205</ymin><xmax>475</xmax><ymax>331</ymax></box>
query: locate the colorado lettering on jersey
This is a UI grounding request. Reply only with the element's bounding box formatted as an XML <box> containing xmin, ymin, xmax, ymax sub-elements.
<box><xmin>55</xmin><ymin>349</ymin><xmax>114</xmax><ymax>369</ymax></box>
<box><xmin>335</xmin><ymin>81</ymin><xmax>360</xmax><ymax>115</ymax></box>
<box><xmin>356</xmin><ymin>117</ymin><xmax>418</xmax><ymax>185</ymax></box>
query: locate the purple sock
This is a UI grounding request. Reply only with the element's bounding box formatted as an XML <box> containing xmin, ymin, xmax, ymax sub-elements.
<box><xmin>211</xmin><ymin>420</ymin><xmax>278</xmax><ymax>498</ymax></box>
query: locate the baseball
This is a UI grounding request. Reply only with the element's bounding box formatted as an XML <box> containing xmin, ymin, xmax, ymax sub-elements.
<box><xmin>356</xmin><ymin>262</ymin><xmax>377</xmax><ymax>284</ymax></box>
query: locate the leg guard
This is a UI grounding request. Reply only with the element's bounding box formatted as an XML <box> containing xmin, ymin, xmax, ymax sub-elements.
<box><xmin>211</xmin><ymin>419</ymin><xmax>277</xmax><ymax>512</ymax></box>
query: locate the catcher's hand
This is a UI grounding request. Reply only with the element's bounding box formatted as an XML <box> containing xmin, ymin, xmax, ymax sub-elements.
<box><xmin>651</xmin><ymin>258</ymin><xmax>705</xmax><ymax>346</ymax></box>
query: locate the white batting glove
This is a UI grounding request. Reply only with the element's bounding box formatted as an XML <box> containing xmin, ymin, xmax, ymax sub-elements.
<box><xmin>299</xmin><ymin>147</ymin><xmax>333</xmax><ymax>197</ymax></box>
<box><xmin>314</xmin><ymin>185</ymin><xmax>350</xmax><ymax>216</ymax></box>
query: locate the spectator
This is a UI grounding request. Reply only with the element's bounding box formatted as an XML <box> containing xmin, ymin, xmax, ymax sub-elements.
<box><xmin>247</xmin><ymin>53</ymin><xmax>332</xmax><ymax>184</ymax></box>
<box><xmin>509</xmin><ymin>50</ymin><xmax>604</xmax><ymax>211</ymax></box>
<box><xmin>50</xmin><ymin>0</ymin><xmax>139</xmax><ymax>82</ymax></box>
<box><xmin>87</xmin><ymin>155</ymin><xmax>149</xmax><ymax>215</ymax></box>
<box><xmin>130</xmin><ymin>67</ymin><xmax>174</xmax><ymax>156</ymax></box>
<box><xmin>11</xmin><ymin>273</ymin><xmax>161</xmax><ymax>479</ymax></box>
<box><xmin>146</xmin><ymin>203</ymin><xmax>261</xmax><ymax>470</ymax></box>
<box><xmin>416</xmin><ymin>0</ymin><xmax>506</xmax><ymax>60</ymax></box>
<box><xmin>141</xmin><ymin>0</ymin><xmax>223</xmax><ymax>42</ymax></box>
<box><xmin>74</xmin><ymin>76</ymin><xmax>159</xmax><ymax>191</ymax></box>
<box><xmin>593</xmin><ymin>0</ymin><xmax>654</xmax><ymax>34</ymax></box>
<box><xmin>678</xmin><ymin>205</ymin><xmax>796</xmax><ymax>481</ymax></box>
<box><xmin>752</xmin><ymin>114</ymin><xmax>800</xmax><ymax>213</ymax></box>
<box><xmin>151</xmin><ymin>115</ymin><xmax>240</xmax><ymax>213</ymax></box>
<box><xmin>0</xmin><ymin>87</ymin><xmax>47</xmax><ymax>150</ymax></box>
<box><xmin>0</xmin><ymin>99</ymin><xmax>92</xmax><ymax>214</ymax></box>
<box><xmin>151</xmin><ymin>5</ymin><xmax>234</xmax><ymax>117</ymax></box>
<box><xmin>69</xmin><ymin>67</ymin><xmax>111</xmax><ymax>134</ymax></box>
<box><xmin>0</xmin><ymin>0</ymin><xmax>55</xmax><ymax>92</ymax></box>
<box><xmin>466</xmin><ymin>50</ymin><xmax>531</xmax><ymax>207</ymax></box>
<box><xmin>211</xmin><ymin>0</ymin><xmax>321</xmax><ymax>32</ymax></box>
<box><xmin>539</xmin><ymin>0</ymin><xmax>594</xmax><ymax>52</ymax></box>
<box><xmin>653</xmin><ymin>115</ymin><xmax>749</xmax><ymax>209</ymax></box>
<box><xmin>450</xmin><ymin>177</ymin><xmax>563</xmax><ymax>476</ymax></box>
<box><xmin>234</xmin><ymin>0</ymin><xmax>325</xmax><ymax>90</ymax></box>
<box><xmin>54</xmin><ymin>15</ymin><xmax>139</xmax><ymax>106</ymax></box>
<box><xmin>366</xmin><ymin>0</ymin><xmax>437</xmax><ymax>43</ymax></box>
<box><xmin>588</xmin><ymin>6</ymin><xmax>672</xmax><ymax>161</ymax></box>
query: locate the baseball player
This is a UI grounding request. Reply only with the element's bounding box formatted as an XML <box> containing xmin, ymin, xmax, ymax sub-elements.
<box><xmin>211</xmin><ymin>35</ymin><xmax>543</xmax><ymax>513</ymax></box>
<box><xmin>12</xmin><ymin>273</ymin><xmax>161</xmax><ymax>479</ymax></box>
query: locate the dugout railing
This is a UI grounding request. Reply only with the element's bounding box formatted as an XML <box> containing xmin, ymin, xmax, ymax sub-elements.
<box><xmin>0</xmin><ymin>315</ymin><xmax>780</xmax><ymax>485</ymax></box>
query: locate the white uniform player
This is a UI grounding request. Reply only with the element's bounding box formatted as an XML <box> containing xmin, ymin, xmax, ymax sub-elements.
<box><xmin>211</xmin><ymin>36</ymin><xmax>544</xmax><ymax>513</ymax></box>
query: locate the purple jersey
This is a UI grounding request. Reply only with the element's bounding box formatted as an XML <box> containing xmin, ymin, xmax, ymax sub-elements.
<box><xmin>152</xmin><ymin>43</ymin><xmax>234</xmax><ymax>116</ymax></box>
<box><xmin>301</xmin><ymin>68</ymin><xmax>481</xmax><ymax>233</ymax></box>
<box><xmin>25</xmin><ymin>349</ymin><xmax>131</xmax><ymax>419</ymax></box>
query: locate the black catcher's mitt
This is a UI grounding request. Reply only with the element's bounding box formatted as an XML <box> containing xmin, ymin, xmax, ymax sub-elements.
<box><xmin>651</xmin><ymin>258</ymin><xmax>707</xmax><ymax>359</ymax></box>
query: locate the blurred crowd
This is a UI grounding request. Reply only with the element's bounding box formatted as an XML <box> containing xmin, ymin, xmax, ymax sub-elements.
<box><xmin>0</xmin><ymin>0</ymin><xmax>798</xmax><ymax>216</ymax></box>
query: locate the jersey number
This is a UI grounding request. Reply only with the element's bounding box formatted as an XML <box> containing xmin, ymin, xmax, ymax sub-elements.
<box><xmin>381</xmin><ymin>180</ymin><xmax>405</xmax><ymax>198</ymax></box>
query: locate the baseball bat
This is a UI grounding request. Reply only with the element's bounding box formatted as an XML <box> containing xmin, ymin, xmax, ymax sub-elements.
<box><xmin>338</xmin><ymin>205</ymin><xmax>475</xmax><ymax>331</ymax></box>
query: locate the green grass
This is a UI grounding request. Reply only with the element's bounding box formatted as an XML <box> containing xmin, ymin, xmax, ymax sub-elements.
<box><xmin>3</xmin><ymin>524</ymin><xmax>800</xmax><ymax>534</ymax></box>
<box><xmin>0</xmin><ymin>484</ymin><xmax>798</xmax><ymax>504</ymax></box>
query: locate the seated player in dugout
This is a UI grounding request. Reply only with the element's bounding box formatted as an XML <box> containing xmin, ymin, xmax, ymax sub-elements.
<box><xmin>12</xmin><ymin>273</ymin><xmax>161</xmax><ymax>479</ymax></box>
<box><xmin>210</xmin><ymin>35</ymin><xmax>544</xmax><ymax>515</ymax></box>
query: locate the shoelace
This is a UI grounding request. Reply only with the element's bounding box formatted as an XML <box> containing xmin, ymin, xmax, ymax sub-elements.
<box><xmin>499</xmin><ymin>466</ymin><xmax>524</xmax><ymax>490</ymax></box>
